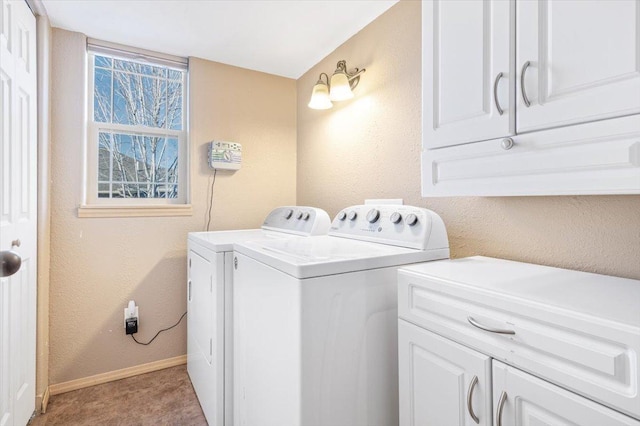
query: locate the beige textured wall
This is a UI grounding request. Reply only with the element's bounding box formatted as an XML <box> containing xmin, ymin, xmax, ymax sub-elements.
<box><xmin>50</xmin><ymin>29</ymin><xmax>296</xmax><ymax>384</ymax></box>
<box><xmin>296</xmin><ymin>0</ymin><xmax>640</xmax><ymax>280</ymax></box>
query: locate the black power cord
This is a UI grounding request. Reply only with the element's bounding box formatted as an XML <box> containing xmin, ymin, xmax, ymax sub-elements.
<box><xmin>206</xmin><ymin>169</ymin><xmax>217</xmax><ymax>231</ymax></box>
<box><xmin>130</xmin><ymin>311</ymin><xmax>187</xmax><ymax>346</ymax></box>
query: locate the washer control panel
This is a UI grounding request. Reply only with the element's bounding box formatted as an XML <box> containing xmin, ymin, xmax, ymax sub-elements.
<box><xmin>261</xmin><ymin>206</ymin><xmax>331</xmax><ymax>236</ymax></box>
<box><xmin>329</xmin><ymin>205</ymin><xmax>449</xmax><ymax>250</ymax></box>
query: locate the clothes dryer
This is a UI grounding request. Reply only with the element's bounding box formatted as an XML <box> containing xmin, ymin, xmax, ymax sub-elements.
<box><xmin>187</xmin><ymin>206</ymin><xmax>330</xmax><ymax>426</ymax></box>
<box><xmin>233</xmin><ymin>204</ymin><xmax>450</xmax><ymax>426</ymax></box>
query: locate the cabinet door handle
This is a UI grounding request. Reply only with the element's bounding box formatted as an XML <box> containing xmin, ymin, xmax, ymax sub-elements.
<box><xmin>467</xmin><ymin>375</ymin><xmax>480</xmax><ymax>424</ymax></box>
<box><xmin>188</xmin><ymin>280</ymin><xmax>192</xmax><ymax>301</ymax></box>
<box><xmin>493</xmin><ymin>72</ymin><xmax>504</xmax><ymax>115</ymax></box>
<box><xmin>520</xmin><ymin>61</ymin><xmax>532</xmax><ymax>107</ymax></box>
<box><xmin>496</xmin><ymin>391</ymin><xmax>507</xmax><ymax>426</ymax></box>
<box><xmin>467</xmin><ymin>316</ymin><xmax>515</xmax><ymax>335</ymax></box>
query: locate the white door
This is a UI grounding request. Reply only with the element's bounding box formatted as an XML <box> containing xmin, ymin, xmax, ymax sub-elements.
<box><xmin>422</xmin><ymin>0</ymin><xmax>513</xmax><ymax>149</ymax></box>
<box><xmin>398</xmin><ymin>320</ymin><xmax>492</xmax><ymax>426</ymax></box>
<box><xmin>0</xmin><ymin>0</ymin><xmax>37</xmax><ymax>425</ymax></box>
<box><xmin>492</xmin><ymin>361</ymin><xmax>640</xmax><ymax>426</ymax></box>
<box><xmin>516</xmin><ymin>0</ymin><xmax>640</xmax><ymax>133</ymax></box>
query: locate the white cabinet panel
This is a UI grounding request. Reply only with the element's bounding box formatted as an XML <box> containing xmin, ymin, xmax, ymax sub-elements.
<box><xmin>516</xmin><ymin>0</ymin><xmax>640</xmax><ymax>132</ymax></box>
<box><xmin>492</xmin><ymin>361</ymin><xmax>640</xmax><ymax>426</ymax></box>
<box><xmin>423</xmin><ymin>0</ymin><xmax>512</xmax><ymax>148</ymax></box>
<box><xmin>422</xmin><ymin>114</ymin><xmax>640</xmax><ymax>196</ymax></box>
<box><xmin>399</xmin><ymin>320</ymin><xmax>492</xmax><ymax>426</ymax></box>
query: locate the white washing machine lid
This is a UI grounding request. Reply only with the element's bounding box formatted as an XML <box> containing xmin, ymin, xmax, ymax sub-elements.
<box><xmin>234</xmin><ymin>235</ymin><xmax>450</xmax><ymax>279</ymax></box>
<box><xmin>188</xmin><ymin>229</ymin><xmax>291</xmax><ymax>253</ymax></box>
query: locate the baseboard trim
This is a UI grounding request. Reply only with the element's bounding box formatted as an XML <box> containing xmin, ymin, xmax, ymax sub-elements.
<box><xmin>40</xmin><ymin>386</ymin><xmax>50</xmax><ymax>413</ymax></box>
<box><xmin>49</xmin><ymin>354</ymin><xmax>187</xmax><ymax>396</ymax></box>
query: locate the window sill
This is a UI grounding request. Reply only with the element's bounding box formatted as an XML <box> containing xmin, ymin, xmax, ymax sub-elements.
<box><xmin>77</xmin><ymin>204</ymin><xmax>193</xmax><ymax>218</ymax></box>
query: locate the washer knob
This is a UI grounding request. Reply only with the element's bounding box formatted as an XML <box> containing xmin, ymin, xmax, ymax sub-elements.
<box><xmin>366</xmin><ymin>209</ymin><xmax>380</xmax><ymax>223</ymax></box>
<box><xmin>296</xmin><ymin>211</ymin><xmax>304</xmax><ymax>220</ymax></box>
<box><xmin>390</xmin><ymin>212</ymin><xmax>402</xmax><ymax>224</ymax></box>
<box><xmin>348</xmin><ymin>211</ymin><xmax>358</xmax><ymax>221</ymax></box>
<box><xmin>284</xmin><ymin>209</ymin><xmax>293</xmax><ymax>219</ymax></box>
<box><xmin>302</xmin><ymin>212</ymin><xmax>310</xmax><ymax>221</ymax></box>
<box><xmin>405</xmin><ymin>213</ymin><xmax>419</xmax><ymax>226</ymax></box>
<box><xmin>337</xmin><ymin>211</ymin><xmax>347</xmax><ymax>221</ymax></box>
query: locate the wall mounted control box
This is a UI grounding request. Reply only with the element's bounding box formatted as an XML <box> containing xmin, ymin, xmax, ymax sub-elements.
<box><xmin>208</xmin><ymin>141</ymin><xmax>242</xmax><ymax>170</ymax></box>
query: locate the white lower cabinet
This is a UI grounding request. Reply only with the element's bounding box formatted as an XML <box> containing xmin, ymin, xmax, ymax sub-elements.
<box><xmin>398</xmin><ymin>257</ymin><xmax>640</xmax><ymax>426</ymax></box>
<box><xmin>493</xmin><ymin>361</ymin><xmax>640</xmax><ymax>426</ymax></box>
<box><xmin>398</xmin><ymin>322</ymin><xmax>640</xmax><ymax>426</ymax></box>
<box><xmin>399</xmin><ymin>320</ymin><xmax>492</xmax><ymax>426</ymax></box>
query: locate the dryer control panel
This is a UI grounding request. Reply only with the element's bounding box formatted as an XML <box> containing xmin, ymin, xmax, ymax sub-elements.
<box><xmin>329</xmin><ymin>205</ymin><xmax>449</xmax><ymax>251</ymax></box>
<box><xmin>261</xmin><ymin>206</ymin><xmax>331</xmax><ymax>236</ymax></box>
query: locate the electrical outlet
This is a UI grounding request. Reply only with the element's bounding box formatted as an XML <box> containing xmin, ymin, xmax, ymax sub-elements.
<box><xmin>124</xmin><ymin>300</ymin><xmax>139</xmax><ymax>335</ymax></box>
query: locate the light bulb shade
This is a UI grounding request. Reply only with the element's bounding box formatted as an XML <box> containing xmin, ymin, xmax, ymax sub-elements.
<box><xmin>329</xmin><ymin>72</ymin><xmax>354</xmax><ymax>101</ymax></box>
<box><xmin>308</xmin><ymin>82</ymin><xmax>333</xmax><ymax>109</ymax></box>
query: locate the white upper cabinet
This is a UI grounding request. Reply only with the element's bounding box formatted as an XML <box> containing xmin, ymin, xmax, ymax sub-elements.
<box><xmin>421</xmin><ymin>0</ymin><xmax>640</xmax><ymax>196</ymax></box>
<box><xmin>423</xmin><ymin>0</ymin><xmax>513</xmax><ymax>149</ymax></box>
<box><xmin>517</xmin><ymin>0</ymin><xmax>640</xmax><ymax>133</ymax></box>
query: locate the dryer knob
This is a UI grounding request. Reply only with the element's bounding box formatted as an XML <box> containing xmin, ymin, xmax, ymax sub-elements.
<box><xmin>302</xmin><ymin>212</ymin><xmax>310</xmax><ymax>221</ymax></box>
<box><xmin>390</xmin><ymin>212</ymin><xmax>402</xmax><ymax>224</ymax></box>
<box><xmin>284</xmin><ymin>209</ymin><xmax>293</xmax><ymax>219</ymax></box>
<box><xmin>366</xmin><ymin>209</ymin><xmax>380</xmax><ymax>223</ymax></box>
<box><xmin>405</xmin><ymin>213</ymin><xmax>419</xmax><ymax>226</ymax></box>
<box><xmin>337</xmin><ymin>211</ymin><xmax>347</xmax><ymax>221</ymax></box>
<box><xmin>348</xmin><ymin>211</ymin><xmax>358</xmax><ymax>221</ymax></box>
<box><xmin>296</xmin><ymin>211</ymin><xmax>304</xmax><ymax>220</ymax></box>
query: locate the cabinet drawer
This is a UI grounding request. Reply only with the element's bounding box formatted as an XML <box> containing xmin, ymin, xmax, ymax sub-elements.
<box><xmin>398</xmin><ymin>259</ymin><xmax>640</xmax><ymax>420</ymax></box>
<box><xmin>421</xmin><ymin>114</ymin><xmax>640</xmax><ymax>197</ymax></box>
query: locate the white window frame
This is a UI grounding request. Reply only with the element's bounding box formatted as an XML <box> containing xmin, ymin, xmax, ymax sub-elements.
<box><xmin>80</xmin><ymin>40</ymin><xmax>191</xmax><ymax>217</ymax></box>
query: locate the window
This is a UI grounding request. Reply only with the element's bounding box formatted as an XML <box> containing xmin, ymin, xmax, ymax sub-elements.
<box><xmin>84</xmin><ymin>41</ymin><xmax>189</xmax><ymax>215</ymax></box>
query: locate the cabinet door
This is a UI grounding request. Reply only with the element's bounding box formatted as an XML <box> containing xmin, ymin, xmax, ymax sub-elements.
<box><xmin>516</xmin><ymin>0</ymin><xmax>640</xmax><ymax>133</ymax></box>
<box><xmin>492</xmin><ymin>361</ymin><xmax>640</xmax><ymax>426</ymax></box>
<box><xmin>423</xmin><ymin>0</ymin><xmax>513</xmax><ymax>149</ymax></box>
<box><xmin>399</xmin><ymin>320</ymin><xmax>492</xmax><ymax>426</ymax></box>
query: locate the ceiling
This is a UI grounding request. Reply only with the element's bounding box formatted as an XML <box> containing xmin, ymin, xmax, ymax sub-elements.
<box><xmin>41</xmin><ymin>0</ymin><xmax>398</xmax><ymax>79</ymax></box>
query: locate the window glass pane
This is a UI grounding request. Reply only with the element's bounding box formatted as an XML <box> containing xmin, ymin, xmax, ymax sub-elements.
<box><xmin>165</xmin><ymin>138</ymin><xmax>179</xmax><ymax>185</ymax></box>
<box><xmin>168</xmin><ymin>69</ymin><xmax>182</xmax><ymax>80</ymax></box>
<box><xmin>98</xmin><ymin>183</ymin><xmax>110</xmax><ymax>198</ymax></box>
<box><xmin>94</xmin><ymin>68</ymin><xmax>112</xmax><ymax>123</ymax></box>
<box><xmin>97</xmin><ymin>132</ymin><xmax>179</xmax><ymax>199</ymax></box>
<box><xmin>114</xmin><ymin>59</ymin><xmax>167</xmax><ymax>78</ymax></box>
<box><xmin>142</xmin><ymin>78</ymin><xmax>167</xmax><ymax>128</ymax></box>
<box><xmin>167</xmin><ymin>80</ymin><xmax>182</xmax><ymax>130</ymax></box>
<box><xmin>113</xmin><ymin>73</ymin><xmax>168</xmax><ymax>128</ymax></box>
<box><xmin>112</xmin><ymin>133</ymin><xmax>134</xmax><ymax>183</ymax></box>
<box><xmin>95</xmin><ymin>55</ymin><xmax>112</xmax><ymax>68</ymax></box>
<box><xmin>98</xmin><ymin>133</ymin><xmax>111</xmax><ymax>181</ymax></box>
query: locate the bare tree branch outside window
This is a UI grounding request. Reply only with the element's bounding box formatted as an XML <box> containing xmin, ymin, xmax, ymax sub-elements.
<box><xmin>93</xmin><ymin>55</ymin><xmax>185</xmax><ymax>199</ymax></box>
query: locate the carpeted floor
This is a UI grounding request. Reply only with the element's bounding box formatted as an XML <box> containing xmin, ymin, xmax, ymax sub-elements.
<box><xmin>29</xmin><ymin>365</ymin><xmax>207</xmax><ymax>426</ymax></box>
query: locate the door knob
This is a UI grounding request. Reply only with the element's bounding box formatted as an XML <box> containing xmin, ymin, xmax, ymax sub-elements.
<box><xmin>1</xmin><ymin>248</ymin><xmax>22</xmax><ymax>278</ymax></box>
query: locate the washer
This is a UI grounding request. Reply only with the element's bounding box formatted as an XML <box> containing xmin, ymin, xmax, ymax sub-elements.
<box><xmin>187</xmin><ymin>206</ymin><xmax>331</xmax><ymax>426</ymax></box>
<box><xmin>233</xmin><ymin>204</ymin><xmax>450</xmax><ymax>426</ymax></box>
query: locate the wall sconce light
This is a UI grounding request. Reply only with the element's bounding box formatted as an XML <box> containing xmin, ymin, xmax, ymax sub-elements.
<box><xmin>308</xmin><ymin>60</ymin><xmax>366</xmax><ymax>110</ymax></box>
